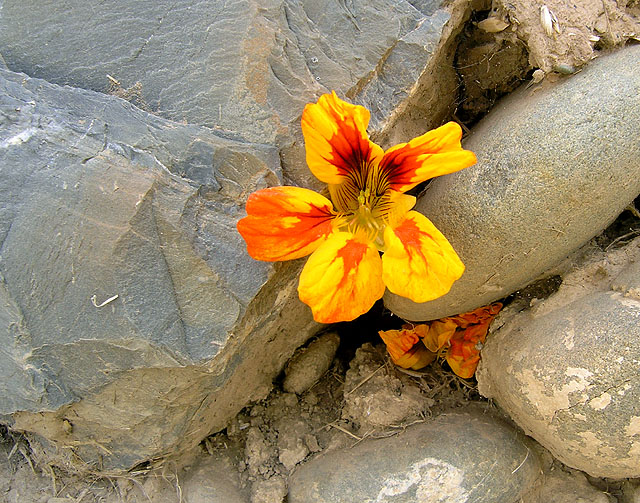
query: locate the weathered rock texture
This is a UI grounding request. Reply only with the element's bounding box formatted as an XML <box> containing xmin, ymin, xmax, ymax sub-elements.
<box><xmin>477</xmin><ymin>237</ymin><xmax>640</xmax><ymax>478</ymax></box>
<box><xmin>0</xmin><ymin>68</ymin><xmax>320</xmax><ymax>472</ymax></box>
<box><xmin>288</xmin><ymin>407</ymin><xmax>541</xmax><ymax>503</ymax></box>
<box><xmin>386</xmin><ymin>45</ymin><xmax>640</xmax><ymax>321</ymax></box>
<box><xmin>0</xmin><ymin>0</ymin><xmax>470</xmax><ymax>188</ymax></box>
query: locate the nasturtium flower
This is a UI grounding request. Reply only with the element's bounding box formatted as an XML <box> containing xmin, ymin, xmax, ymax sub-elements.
<box><xmin>237</xmin><ymin>92</ymin><xmax>477</xmax><ymax>323</ymax></box>
<box><xmin>378</xmin><ymin>303</ymin><xmax>503</xmax><ymax>378</ymax></box>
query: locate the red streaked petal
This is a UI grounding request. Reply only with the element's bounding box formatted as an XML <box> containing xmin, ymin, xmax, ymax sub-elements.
<box><xmin>298</xmin><ymin>232</ymin><xmax>384</xmax><ymax>323</ymax></box>
<box><xmin>301</xmin><ymin>91</ymin><xmax>383</xmax><ymax>186</ymax></box>
<box><xmin>382</xmin><ymin>211</ymin><xmax>464</xmax><ymax>303</ymax></box>
<box><xmin>237</xmin><ymin>186</ymin><xmax>335</xmax><ymax>261</ymax></box>
<box><xmin>380</xmin><ymin>122</ymin><xmax>477</xmax><ymax>192</ymax></box>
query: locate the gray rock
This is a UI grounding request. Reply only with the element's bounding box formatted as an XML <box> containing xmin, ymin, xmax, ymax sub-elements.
<box><xmin>385</xmin><ymin>46</ymin><xmax>640</xmax><ymax>321</ymax></box>
<box><xmin>182</xmin><ymin>453</ymin><xmax>249</xmax><ymax>503</ymax></box>
<box><xmin>477</xmin><ymin>239</ymin><xmax>640</xmax><ymax>478</ymax></box>
<box><xmin>288</xmin><ymin>407</ymin><xmax>541</xmax><ymax>503</ymax></box>
<box><xmin>0</xmin><ymin>0</ymin><xmax>454</xmax><ymax>187</ymax></box>
<box><xmin>0</xmin><ymin>68</ymin><xmax>319</xmax><ymax>472</ymax></box>
<box><xmin>282</xmin><ymin>332</ymin><xmax>340</xmax><ymax>395</ymax></box>
<box><xmin>521</xmin><ymin>464</ymin><xmax>613</xmax><ymax>503</ymax></box>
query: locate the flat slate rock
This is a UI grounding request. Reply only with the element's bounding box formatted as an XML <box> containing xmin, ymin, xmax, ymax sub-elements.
<box><xmin>385</xmin><ymin>45</ymin><xmax>640</xmax><ymax>321</ymax></box>
<box><xmin>288</xmin><ymin>407</ymin><xmax>540</xmax><ymax>503</ymax></box>
<box><xmin>0</xmin><ymin>0</ymin><xmax>451</xmax><ymax>187</ymax></box>
<box><xmin>0</xmin><ymin>68</ymin><xmax>318</xmax><ymax>472</ymax></box>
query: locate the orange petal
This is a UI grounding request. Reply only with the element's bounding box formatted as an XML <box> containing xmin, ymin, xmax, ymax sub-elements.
<box><xmin>380</xmin><ymin>122</ymin><xmax>477</xmax><ymax>192</ymax></box>
<box><xmin>237</xmin><ymin>186</ymin><xmax>335</xmax><ymax>261</ymax></box>
<box><xmin>422</xmin><ymin>319</ymin><xmax>457</xmax><ymax>353</ymax></box>
<box><xmin>298</xmin><ymin>232</ymin><xmax>385</xmax><ymax>323</ymax></box>
<box><xmin>382</xmin><ymin>211</ymin><xmax>464</xmax><ymax>303</ymax></box>
<box><xmin>379</xmin><ymin>326</ymin><xmax>436</xmax><ymax>370</ymax></box>
<box><xmin>446</xmin><ymin>324</ymin><xmax>489</xmax><ymax>379</ymax></box>
<box><xmin>448</xmin><ymin>302</ymin><xmax>503</xmax><ymax>328</ymax></box>
<box><xmin>301</xmin><ymin>91</ymin><xmax>383</xmax><ymax>186</ymax></box>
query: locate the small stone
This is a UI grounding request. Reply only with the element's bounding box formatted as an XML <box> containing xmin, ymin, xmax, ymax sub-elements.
<box><xmin>521</xmin><ymin>465</ymin><xmax>612</xmax><ymax>503</ymax></box>
<box><xmin>303</xmin><ymin>434</ymin><xmax>321</xmax><ymax>453</ymax></box>
<box><xmin>342</xmin><ymin>344</ymin><xmax>425</xmax><ymax>431</ymax></box>
<box><xmin>278</xmin><ymin>438</ymin><xmax>309</xmax><ymax>471</ymax></box>
<box><xmin>288</xmin><ymin>407</ymin><xmax>541</xmax><ymax>503</ymax></box>
<box><xmin>181</xmin><ymin>452</ymin><xmax>247</xmax><ymax>503</ymax></box>
<box><xmin>283</xmin><ymin>333</ymin><xmax>340</xmax><ymax>395</ymax></box>
<box><xmin>251</xmin><ymin>476</ymin><xmax>287</xmax><ymax>503</ymax></box>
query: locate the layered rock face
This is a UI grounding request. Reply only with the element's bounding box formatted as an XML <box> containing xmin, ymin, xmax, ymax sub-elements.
<box><xmin>0</xmin><ymin>67</ymin><xmax>320</xmax><ymax>471</ymax></box>
<box><xmin>0</xmin><ymin>0</ymin><xmax>464</xmax><ymax>473</ymax></box>
<box><xmin>0</xmin><ymin>0</ymin><xmax>456</xmax><ymax>188</ymax></box>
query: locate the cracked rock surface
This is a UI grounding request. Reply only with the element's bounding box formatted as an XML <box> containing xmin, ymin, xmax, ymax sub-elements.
<box><xmin>0</xmin><ymin>67</ymin><xmax>319</xmax><ymax>472</ymax></box>
<box><xmin>477</xmin><ymin>236</ymin><xmax>640</xmax><ymax>478</ymax></box>
<box><xmin>0</xmin><ymin>0</ymin><xmax>455</xmax><ymax>188</ymax></box>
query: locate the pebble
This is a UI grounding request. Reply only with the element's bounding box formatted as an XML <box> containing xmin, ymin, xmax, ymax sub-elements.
<box><xmin>283</xmin><ymin>332</ymin><xmax>340</xmax><ymax>395</ymax></box>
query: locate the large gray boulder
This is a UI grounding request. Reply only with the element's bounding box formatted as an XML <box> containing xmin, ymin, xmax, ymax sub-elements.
<box><xmin>477</xmin><ymin>238</ymin><xmax>640</xmax><ymax>478</ymax></box>
<box><xmin>385</xmin><ymin>46</ymin><xmax>640</xmax><ymax>321</ymax></box>
<box><xmin>0</xmin><ymin>67</ymin><xmax>319</xmax><ymax>472</ymax></box>
<box><xmin>288</xmin><ymin>407</ymin><xmax>541</xmax><ymax>503</ymax></box>
<box><xmin>0</xmin><ymin>0</ymin><xmax>458</xmax><ymax>187</ymax></box>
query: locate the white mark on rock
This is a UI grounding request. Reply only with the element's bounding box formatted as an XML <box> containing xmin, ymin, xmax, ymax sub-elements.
<box><xmin>565</xmin><ymin>367</ymin><xmax>593</xmax><ymax>380</ymax></box>
<box><xmin>589</xmin><ymin>393</ymin><xmax>612</xmax><ymax>410</ymax></box>
<box><xmin>1</xmin><ymin>127</ymin><xmax>38</xmax><ymax>148</ymax></box>
<box><xmin>563</xmin><ymin>318</ymin><xmax>575</xmax><ymax>350</ymax></box>
<box><xmin>91</xmin><ymin>294</ymin><xmax>119</xmax><ymax>308</ymax></box>
<box><xmin>372</xmin><ymin>458</ymin><xmax>468</xmax><ymax>503</ymax></box>
<box><xmin>625</xmin><ymin>416</ymin><xmax>640</xmax><ymax>437</ymax></box>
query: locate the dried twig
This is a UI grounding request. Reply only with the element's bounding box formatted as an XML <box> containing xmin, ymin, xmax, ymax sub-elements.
<box><xmin>327</xmin><ymin>422</ymin><xmax>361</xmax><ymax>441</ymax></box>
<box><xmin>345</xmin><ymin>364</ymin><xmax>384</xmax><ymax>395</ymax></box>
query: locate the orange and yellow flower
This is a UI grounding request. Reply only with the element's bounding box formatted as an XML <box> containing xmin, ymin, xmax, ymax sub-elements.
<box><xmin>237</xmin><ymin>92</ymin><xmax>477</xmax><ymax>323</ymax></box>
<box><xmin>378</xmin><ymin>303</ymin><xmax>503</xmax><ymax>378</ymax></box>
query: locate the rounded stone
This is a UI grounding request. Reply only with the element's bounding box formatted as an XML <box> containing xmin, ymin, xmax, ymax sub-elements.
<box><xmin>477</xmin><ymin>287</ymin><xmax>640</xmax><ymax>478</ymax></box>
<box><xmin>288</xmin><ymin>407</ymin><xmax>541</xmax><ymax>503</ymax></box>
<box><xmin>385</xmin><ymin>45</ymin><xmax>640</xmax><ymax>321</ymax></box>
<box><xmin>283</xmin><ymin>332</ymin><xmax>340</xmax><ymax>395</ymax></box>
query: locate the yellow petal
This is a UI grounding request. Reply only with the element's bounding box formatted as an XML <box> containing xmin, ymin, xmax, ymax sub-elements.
<box><xmin>380</xmin><ymin>122</ymin><xmax>477</xmax><ymax>193</ymax></box>
<box><xmin>378</xmin><ymin>326</ymin><xmax>436</xmax><ymax>370</ymax></box>
<box><xmin>382</xmin><ymin>211</ymin><xmax>464</xmax><ymax>303</ymax></box>
<box><xmin>298</xmin><ymin>232</ymin><xmax>384</xmax><ymax>323</ymax></box>
<box><xmin>422</xmin><ymin>319</ymin><xmax>457</xmax><ymax>353</ymax></box>
<box><xmin>237</xmin><ymin>186</ymin><xmax>335</xmax><ymax>261</ymax></box>
<box><xmin>301</xmin><ymin>91</ymin><xmax>383</xmax><ymax>185</ymax></box>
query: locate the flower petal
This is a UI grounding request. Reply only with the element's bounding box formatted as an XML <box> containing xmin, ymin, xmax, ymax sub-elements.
<box><xmin>422</xmin><ymin>319</ymin><xmax>457</xmax><ymax>353</ymax></box>
<box><xmin>379</xmin><ymin>325</ymin><xmax>436</xmax><ymax>370</ymax></box>
<box><xmin>298</xmin><ymin>232</ymin><xmax>384</xmax><ymax>323</ymax></box>
<box><xmin>446</xmin><ymin>324</ymin><xmax>488</xmax><ymax>379</ymax></box>
<box><xmin>380</xmin><ymin>122</ymin><xmax>477</xmax><ymax>192</ymax></box>
<box><xmin>382</xmin><ymin>211</ymin><xmax>464</xmax><ymax>303</ymax></box>
<box><xmin>237</xmin><ymin>186</ymin><xmax>335</xmax><ymax>261</ymax></box>
<box><xmin>301</xmin><ymin>91</ymin><xmax>383</xmax><ymax>186</ymax></box>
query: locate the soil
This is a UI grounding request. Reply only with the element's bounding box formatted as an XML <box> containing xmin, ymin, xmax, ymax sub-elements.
<box><xmin>2</xmin><ymin>2</ymin><xmax>639</xmax><ymax>502</ymax></box>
